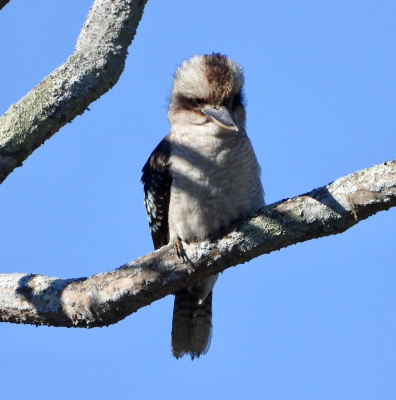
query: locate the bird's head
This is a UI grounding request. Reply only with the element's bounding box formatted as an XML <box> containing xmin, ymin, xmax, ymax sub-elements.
<box><xmin>168</xmin><ymin>53</ymin><xmax>246</xmax><ymax>134</ymax></box>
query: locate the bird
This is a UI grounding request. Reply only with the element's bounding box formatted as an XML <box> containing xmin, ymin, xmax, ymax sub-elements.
<box><xmin>141</xmin><ymin>53</ymin><xmax>264</xmax><ymax>359</ymax></box>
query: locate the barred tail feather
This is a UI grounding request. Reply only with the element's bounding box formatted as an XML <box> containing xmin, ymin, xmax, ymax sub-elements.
<box><xmin>171</xmin><ymin>289</ymin><xmax>213</xmax><ymax>360</ymax></box>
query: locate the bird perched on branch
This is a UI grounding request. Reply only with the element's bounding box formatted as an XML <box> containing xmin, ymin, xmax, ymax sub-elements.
<box><xmin>141</xmin><ymin>53</ymin><xmax>264</xmax><ymax>359</ymax></box>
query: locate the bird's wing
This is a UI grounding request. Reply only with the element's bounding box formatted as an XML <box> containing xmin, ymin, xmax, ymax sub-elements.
<box><xmin>141</xmin><ymin>138</ymin><xmax>172</xmax><ymax>250</ymax></box>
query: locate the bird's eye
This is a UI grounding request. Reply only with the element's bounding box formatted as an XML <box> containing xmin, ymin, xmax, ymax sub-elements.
<box><xmin>232</xmin><ymin>92</ymin><xmax>244</xmax><ymax>109</ymax></box>
<box><xmin>194</xmin><ymin>98</ymin><xmax>205</xmax><ymax>106</ymax></box>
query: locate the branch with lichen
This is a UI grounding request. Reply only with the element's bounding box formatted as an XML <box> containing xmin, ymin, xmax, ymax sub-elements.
<box><xmin>1</xmin><ymin>160</ymin><xmax>395</xmax><ymax>328</ymax></box>
<box><xmin>0</xmin><ymin>0</ymin><xmax>147</xmax><ymax>184</ymax></box>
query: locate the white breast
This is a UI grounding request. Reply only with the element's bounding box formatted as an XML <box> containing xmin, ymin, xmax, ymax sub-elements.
<box><xmin>168</xmin><ymin>127</ymin><xmax>264</xmax><ymax>242</ymax></box>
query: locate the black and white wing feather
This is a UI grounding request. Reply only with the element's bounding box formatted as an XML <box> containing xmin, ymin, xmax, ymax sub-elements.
<box><xmin>141</xmin><ymin>138</ymin><xmax>172</xmax><ymax>250</ymax></box>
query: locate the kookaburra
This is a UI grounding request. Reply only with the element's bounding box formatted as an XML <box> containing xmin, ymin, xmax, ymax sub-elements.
<box><xmin>141</xmin><ymin>53</ymin><xmax>264</xmax><ymax>359</ymax></box>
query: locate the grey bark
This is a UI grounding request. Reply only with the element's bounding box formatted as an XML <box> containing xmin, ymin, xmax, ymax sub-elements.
<box><xmin>1</xmin><ymin>160</ymin><xmax>395</xmax><ymax>328</ymax></box>
<box><xmin>0</xmin><ymin>0</ymin><xmax>148</xmax><ymax>184</ymax></box>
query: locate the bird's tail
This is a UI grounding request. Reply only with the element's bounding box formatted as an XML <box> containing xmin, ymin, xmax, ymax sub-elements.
<box><xmin>171</xmin><ymin>288</ymin><xmax>213</xmax><ymax>360</ymax></box>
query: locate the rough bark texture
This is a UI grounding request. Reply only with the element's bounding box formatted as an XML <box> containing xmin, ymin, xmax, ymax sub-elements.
<box><xmin>1</xmin><ymin>160</ymin><xmax>395</xmax><ymax>328</ymax></box>
<box><xmin>0</xmin><ymin>0</ymin><xmax>148</xmax><ymax>184</ymax></box>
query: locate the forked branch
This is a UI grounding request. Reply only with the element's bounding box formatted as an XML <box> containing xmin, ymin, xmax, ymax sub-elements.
<box><xmin>0</xmin><ymin>0</ymin><xmax>148</xmax><ymax>183</ymax></box>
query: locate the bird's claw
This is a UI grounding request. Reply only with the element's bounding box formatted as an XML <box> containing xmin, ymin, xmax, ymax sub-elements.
<box><xmin>174</xmin><ymin>236</ymin><xmax>189</xmax><ymax>262</ymax></box>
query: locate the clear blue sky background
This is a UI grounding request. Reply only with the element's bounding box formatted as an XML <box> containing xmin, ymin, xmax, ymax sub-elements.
<box><xmin>1</xmin><ymin>1</ymin><xmax>395</xmax><ymax>399</ymax></box>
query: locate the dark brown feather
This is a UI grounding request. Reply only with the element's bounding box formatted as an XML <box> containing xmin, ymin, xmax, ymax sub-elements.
<box><xmin>171</xmin><ymin>93</ymin><xmax>207</xmax><ymax>114</ymax></box>
<box><xmin>171</xmin><ymin>289</ymin><xmax>213</xmax><ymax>360</ymax></box>
<box><xmin>141</xmin><ymin>138</ymin><xmax>172</xmax><ymax>250</ymax></box>
<box><xmin>203</xmin><ymin>53</ymin><xmax>235</xmax><ymax>105</ymax></box>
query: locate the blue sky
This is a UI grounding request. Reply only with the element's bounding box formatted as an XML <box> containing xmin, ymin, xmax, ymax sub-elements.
<box><xmin>1</xmin><ymin>1</ymin><xmax>395</xmax><ymax>398</ymax></box>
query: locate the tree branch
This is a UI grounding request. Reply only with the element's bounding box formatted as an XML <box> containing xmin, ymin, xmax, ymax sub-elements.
<box><xmin>1</xmin><ymin>160</ymin><xmax>395</xmax><ymax>327</ymax></box>
<box><xmin>0</xmin><ymin>0</ymin><xmax>148</xmax><ymax>184</ymax></box>
<box><xmin>0</xmin><ymin>0</ymin><xmax>11</xmax><ymax>11</ymax></box>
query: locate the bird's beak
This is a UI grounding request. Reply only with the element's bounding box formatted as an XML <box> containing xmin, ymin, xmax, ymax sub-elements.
<box><xmin>202</xmin><ymin>106</ymin><xmax>239</xmax><ymax>131</ymax></box>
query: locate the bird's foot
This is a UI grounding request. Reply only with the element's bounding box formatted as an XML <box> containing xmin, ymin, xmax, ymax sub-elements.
<box><xmin>173</xmin><ymin>236</ymin><xmax>189</xmax><ymax>262</ymax></box>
